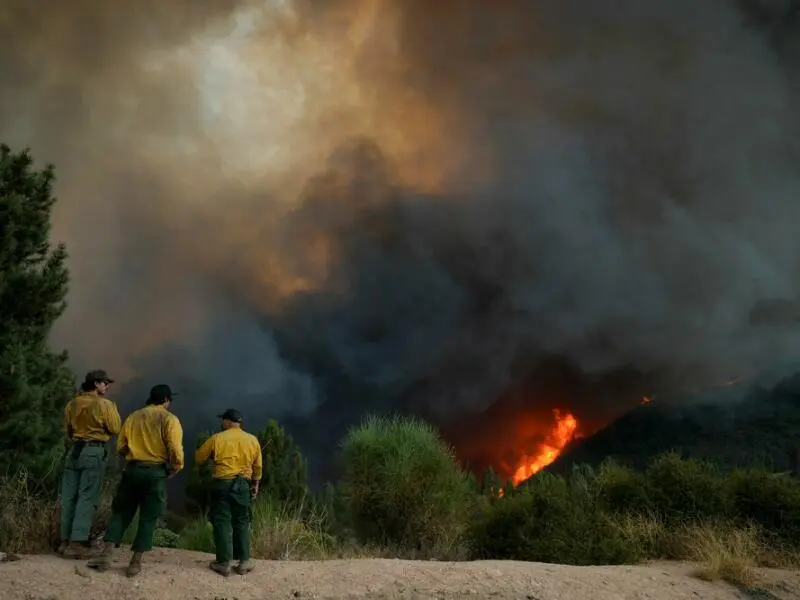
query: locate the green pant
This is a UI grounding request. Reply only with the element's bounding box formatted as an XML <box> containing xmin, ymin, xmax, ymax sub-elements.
<box><xmin>60</xmin><ymin>442</ymin><xmax>107</xmax><ymax>543</ymax></box>
<box><xmin>104</xmin><ymin>463</ymin><xmax>167</xmax><ymax>552</ymax></box>
<box><xmin>210</xmin><ymin>477</ymin><xmax>252</xmax><ymax>563</ymax></box>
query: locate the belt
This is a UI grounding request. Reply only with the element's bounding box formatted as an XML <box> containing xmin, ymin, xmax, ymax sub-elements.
<box><xmin>69</xmin><ymin>439</ymin><xmax>107</xmax><ymax>459</ymax></box>
<box><xmin>214</xmin><ymin>475</ymin><xmax>251</xmax><ymax>482</ymax></box>
<box><xmin>127</xmin><ymin>460</ymin><xmax>167</xmax><ymax>467</ymax></box>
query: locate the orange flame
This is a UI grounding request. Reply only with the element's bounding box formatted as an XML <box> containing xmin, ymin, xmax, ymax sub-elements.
<box><xmin>510</xmin><ymin>409</ymin><xmax>579</xmax><ymax>486</ymax></box>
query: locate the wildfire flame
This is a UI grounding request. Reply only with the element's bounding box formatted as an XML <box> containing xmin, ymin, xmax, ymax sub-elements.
<box><xmin>509</xmin><ymin>409</ymin><xmax>579</xmax><ymax>486</ymax></box>
<box><xmin>499</xmin><ymin>377</ymin><xmax>745</xmax><ymax>494</ymax></box>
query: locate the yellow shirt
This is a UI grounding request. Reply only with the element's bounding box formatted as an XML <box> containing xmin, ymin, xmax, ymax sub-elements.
<box><xmin>195</xmin><ymin>426</ymin><xmax>263</xmax><ymax>481</ymax></box>
<box><xmin>64</xmin><ymin>391</ymin><xmax>122</xmax><ymax>442</ymax></box>
<box><xmin>117</xmin><ymin>404</ymin><xmax>185</xmax><ymax>472</ymax></box>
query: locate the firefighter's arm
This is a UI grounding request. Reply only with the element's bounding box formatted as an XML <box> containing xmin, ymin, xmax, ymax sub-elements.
<box><xmin>165</xmin><ymin>416</ymin><xmax>185</xmax><ymax>474</ymax></box>
<box><xmin>194</xmin><ymin>434</ymin><xmax>215</xmax><ymax>467</ymax></box>
<box><xmin>252</xmin><ymin>440</ymin><xmax>263</xmax><ymax>482</ymax></box>
<box><xmin>116</xmin><ymin>418</ymin><xmax>129</xmax><ymax>457</ymax></box>
<box><xmin>251</xmin><ymin>439</ymin><xmax>263</xmax><ymax>498</ymax></box>
<box><xmin>104</xmin><ymin>401</ymin><xmax>123</xmax><ymax>437</ymax></box>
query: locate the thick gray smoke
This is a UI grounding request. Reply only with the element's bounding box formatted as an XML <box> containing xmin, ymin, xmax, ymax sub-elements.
<box><xmin>3</xmin><ymin>0</ymin><xmax>800</xmax><ymax>479</ymax></box>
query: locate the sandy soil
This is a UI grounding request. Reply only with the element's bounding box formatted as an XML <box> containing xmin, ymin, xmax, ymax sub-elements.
<box><xmin>1</xmin><ymin>549</ymin><xmax>798</xmax><ymax>600</ymax></box>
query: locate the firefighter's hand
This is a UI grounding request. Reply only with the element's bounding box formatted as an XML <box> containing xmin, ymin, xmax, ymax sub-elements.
<box><xmin>167</xmin><ymin>469</ymin><xmax>180</xmax><ymax>480</ymax></box>
<box><xmin>251</xmin><ymin>481</ymin><xmax>259</xmax><ymax>499</ymax></box>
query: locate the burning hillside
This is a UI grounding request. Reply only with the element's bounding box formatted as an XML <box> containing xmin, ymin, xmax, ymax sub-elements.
<box><xmin>543</xmin><ymin>365</ymin><xmax>800</xmax><ymax>477</ymax></box>
<box><xmin>438</xmin><ymin>358</ymin><xmax>659</xmax><ymax>486</ymax></box>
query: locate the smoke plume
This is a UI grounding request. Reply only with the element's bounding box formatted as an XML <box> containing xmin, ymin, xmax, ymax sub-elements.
<box><xmin>3</xmin><ymin>0</ymin><xmax>800</xmax><ymax>479</ymax></box>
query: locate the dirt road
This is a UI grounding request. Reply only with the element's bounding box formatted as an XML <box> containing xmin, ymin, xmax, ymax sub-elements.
<box><xmin>1</xmin><ymin>548</ymin><xmax>797</xmax><ymax>600</ymax></box>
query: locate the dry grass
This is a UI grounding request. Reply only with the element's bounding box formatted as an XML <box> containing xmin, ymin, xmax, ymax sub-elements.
<box><xmin>609</xmin><ymin>513</ymin><xmax>766</xmax><ymax>588</ymax></box>
<box><xmin>683</xmin><ymin>523</ymin><xmax>761</xmax><ymax>588</ymax></box>
<box><xmin>609</xmin><ymin>512</ymin><xmax>673</xmax><ymax>559</ymax></box>
<box><xmin>250</xmin><ymin>500</ymin><xmax>335</xmax><ymax>560</ymax></box>
<box><xmin>0</xmin><ymin>470</ymin><xmax>58</xmax><ymax>554</ymax></box>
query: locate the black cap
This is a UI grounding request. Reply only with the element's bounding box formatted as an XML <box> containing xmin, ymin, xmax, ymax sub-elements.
<box><xmin>217</xmin><ymin>409</ymin><xmax>243</xmax><ymax>423</ymax></box>
<box><xmin>85</xmin><ymin>369</ymin><xmax>114</xmax><ymax>384</ymax></box>
<box><xmin>149</xmin><ymin>384</ymin><xmax>176</xmax><ymax>402</ymax></box>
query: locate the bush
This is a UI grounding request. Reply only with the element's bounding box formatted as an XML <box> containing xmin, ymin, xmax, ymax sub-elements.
<box><xmin>120</xmin><ymin>515</ymin><xmax>182</xmax><ymax>548</ymax></box>
<box><xmin>469</xmin><ymin>452</ymin><xmax>800</xmax><ymax>570</ymax></box>
<box><xmin>177</xmin><ymin>519</ymin><xmax>214</xmax><ymax>553</ymax></box>
<box><xmin>594</xmin><ymin>459</ymin><xmax>652</xmax><ymax>515</ymax></box>
<box><xmin>339</xmin><ymin>415</ymin><xmax>471</xmax><ymax>557</ymax></box>
<box><xmin>469</xmin><ymin>472</ymin><xmax>639</xmax><ymax>565</ymax></box>
<box><xmin>644</xmin><ymin>452</ymin><xmax>730</xmax><ymax>523</ymax></box>
<box><xmin>726</xmin><ymin>468</ymin><xmax>800</xmax><ymax>550</ymax></box>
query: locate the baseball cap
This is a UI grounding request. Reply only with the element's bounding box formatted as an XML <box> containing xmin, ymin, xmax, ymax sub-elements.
<box><xmin>85</xmin><ymin>369</ymin><xmax>114</xmax><ymax>384</ymax></box>
<box><xmin>149</xmin><ymin>384</ymin><xmax>177</xmax><ymax>401</ymax></box>
<box><xmin>217</xmin><ymin>408</ymin><xmax>243</xmax><ymax>423</ymax></box>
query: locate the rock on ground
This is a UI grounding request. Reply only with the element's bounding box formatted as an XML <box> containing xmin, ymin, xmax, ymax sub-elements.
<box><xmin>0</xmin><ymin>548</ymin><xmax>798</xmax><ymax>600</ymax></box>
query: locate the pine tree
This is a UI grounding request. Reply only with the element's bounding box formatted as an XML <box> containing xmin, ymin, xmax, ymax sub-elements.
<box><xmin>0</xmin><ymin>144</ymin><xmax>75</xmax><ymax>489</ymax></box>
<box><xmin>256</xmin><ymin>419</ymin><xmax>309</xmax><ymax>507</ymax></box>
<box><xmin>184</xmin><ymin>431</ymin><xmax>213</xmax><ymax>517</ymax></box>
<box><xmin>481</xmin><ymin>466</ymin><xmax>501</xmax><ymax>497</ymax></box>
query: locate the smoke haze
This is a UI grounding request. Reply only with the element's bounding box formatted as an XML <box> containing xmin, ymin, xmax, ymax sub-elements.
<box><xmin>3</xmin><ymin>0</ymin><xmax>800</xmax><ymax>478</ymax></box>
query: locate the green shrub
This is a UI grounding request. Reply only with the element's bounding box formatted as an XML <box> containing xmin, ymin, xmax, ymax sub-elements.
<box><xmin>339</xmin><ymin>415</ymin><xmax>471</xmax><ymax>556</ymax></box>
<box><xmin>594</xmin><ymin>459</ymin><xmax>652</xmax><ymax>515</ymax></box>
<box><xmin>153</xmin><ymin>527</ymin><xmax>180</xmax><ymax>548</ymax></box>
<box><xmin>726</xmin><ymin>468</ymin><xmax>800</xmax><ymax>550</ymax></box>
<box><xmin>121</xmin><ymin>515</ymin><xmax>180</xmax><ymax>548</ymax></box>
<box><xmin>469</xmin><ymin>472</ymin><xmax>639</xmax><ymax>565</ymax></box>
<box><xmin>178</xmin><ymin>519</ymin><xmax>214</xmax><ymax>553</ymax></box>
<box><xmin>644</xmin><ymin>452</ymin><xmax>729</xmax><ymax>523</ymax></box>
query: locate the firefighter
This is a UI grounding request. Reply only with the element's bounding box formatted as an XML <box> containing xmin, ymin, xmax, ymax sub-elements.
<box><xmin>195</xmin><ymin>409</ymin><xmax>263</xmax><ymax>577</ymax></box>
<box><xmin>59</xmin><ymin>369</ymin><xmax>122</xmax><ymax>559</ymax></box>
<box><xmin>87</xmin><ymin>384</ymin><xmax>184</xmax><ymax>577</ymax></box>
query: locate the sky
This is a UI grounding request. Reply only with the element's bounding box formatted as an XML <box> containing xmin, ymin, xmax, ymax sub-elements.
<box><xmin>2</xmin><ymin>0</ymin><xmax>800</xmax><ymax>479</ymax></box>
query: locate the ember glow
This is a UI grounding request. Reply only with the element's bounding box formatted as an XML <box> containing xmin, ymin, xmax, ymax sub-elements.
<box><xmin>507</xmin><ymin>409</ymin><xmax>580</xmax><ymax>486</ymax></box>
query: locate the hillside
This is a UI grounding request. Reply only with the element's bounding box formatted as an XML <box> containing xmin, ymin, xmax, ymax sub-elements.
<box><xmin>545</xmin><ymin>365</ymin><xmax>800</xmax><ymax>476</ymax></box>
<box><xmin>1</xmin><ymin>549</ymin><xmax>798</xmax><ymax>600</ymax></box>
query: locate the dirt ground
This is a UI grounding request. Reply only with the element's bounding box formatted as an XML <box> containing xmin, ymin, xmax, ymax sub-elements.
<box><xmin>1</xmin><ymin>549</ymin><xmax>798</xmax><ymax>600</ymax></box>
